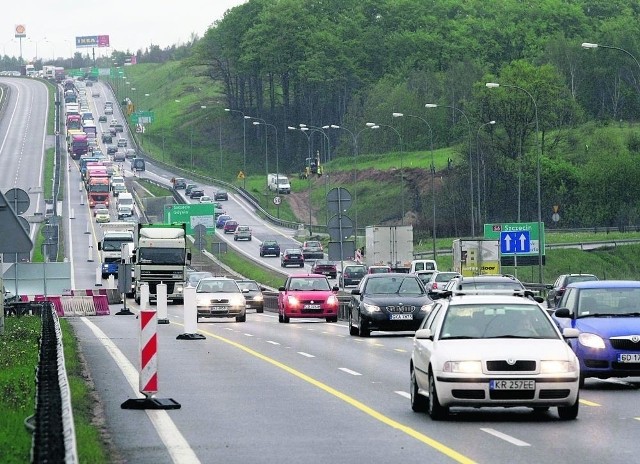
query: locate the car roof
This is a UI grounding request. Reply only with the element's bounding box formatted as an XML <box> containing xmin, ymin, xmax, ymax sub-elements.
<box><xmin>566</xmin><ymin>280</ymin><xmax>640</xmax><ymax>289</ymax></box>
<box><xmin>199</xmin><ymin>276</ymin><xmax>235</xmax><ymax>282</ymax></box>
<box><xmin>289</xmin><ymin>273</ymin><xmax>328</xmax><ymax>278</ymax></box>
<box><xmin>447</xmin><ymin>294</ymin><xmax>541</xmax><ymax>306</ymax></box>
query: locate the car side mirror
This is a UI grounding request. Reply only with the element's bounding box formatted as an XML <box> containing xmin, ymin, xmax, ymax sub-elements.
<box><xmin>332</xmin><ymin>286</ymin><xmax>340</xmax><ymax>292</ymax></box>
<box><xmin>562</xmin><ymin>328</ymin><xmax>579</xmax><ymax>339</ymax></box>
<box><xmin>278</xmin><ymin>286</ymin><xmax>286</xmax><ymax>292</ymax></box>
<box><xmin>554</xmin><ymin>307</ymin><xmax>572</xmax><ymax>318</ymax></box>
<box><xmin>415</xmin><ymin>328</ymin><xmax>433</xmax><ymax>340</ymax></box>
<box><xmin>350</xmin><ymin>289</ymin><xmax>360</xmax><ymax>295</ymax></box>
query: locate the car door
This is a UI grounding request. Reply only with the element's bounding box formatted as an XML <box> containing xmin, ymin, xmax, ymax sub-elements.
<box><xmin>413</xmin><ymin>302</ymin><xmax>444</xmax><ymax>385</ymax></box>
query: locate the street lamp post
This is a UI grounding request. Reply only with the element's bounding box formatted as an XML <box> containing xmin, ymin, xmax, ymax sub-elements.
<box><xmin>486</xmin><ymin>82</ymin><xmax>543</xmax><ymax>283</ymax></box>
<box><xmin>224</xmin><ymin>108</ymin><xmax>247</xmax><ymax>189</ymax></box>
<box><xmin>392</xmin><ymin>113</ymin><xmax>437</xmax><ymax>258</ymax></box>
<box><xmin>288</xmin><ymin>126</ymin><xmax>314</xmax><ymax>232</ymax></box>
<box><xmin>301</xmin><ymin>124</ymin><xmax>330</xmax><ymax>163</ymax></box>
<box><xmin>476</xmin><ymin>120</ymin><xmax>496</xmax><ymax>227</ymax></box>
<box><xmin>582</xmin><ymin>42</ymin><xmax>640</xmax><ymax>73</ymax></box>
<box><xmin>247</xmin><ymin>116</ymin><xmax>270</xmax><ymax>191</ymax></box>
<box><xmin>369</xmin><ymin>123</ymin><xmax>405</xmax><ymax>224</ymax></box>
<box><xmin>425</xmin><ymin>103</ymin><xmax>474</xmax><ymax>236</ymax></box>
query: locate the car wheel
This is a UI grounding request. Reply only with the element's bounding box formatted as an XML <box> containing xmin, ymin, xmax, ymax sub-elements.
<box><xmin>236</xmin><ymin>313</ymin><xmax>246</xmax><ymax>322</ymax></box>
<box><xmin>257</xmin><ymin>308</ymin><xmax>264</xmax><ymax>314</ymax></box>
<box><xmin>358</xmin><ymin>314</ymin><xmax>370</xmax><ymax>337</ymax></box>
<box><xmin>234</xmin><ymin>237</ymin><xmax>237</xmax><ymax>241</ymax></box>
<box><xmin>278</xmin><ymin>312</ymin><xmax>284</xmax><ymax>323</ymax></box>
<box><xmin>349</xmin><ymin>314</ymin><xmax>358</xmax><ymax>336</ymax></box>
<box><xmin>248</xmin><ymin>237</ymin><xmax>252</xmax><ymax>241</ymax></box>
<box><xmin>283</xmin><ymin>314</ymin><xmax>290</xmax><ymax>323</ymax></box>
<box><xmin>579</xmin><ymin>373</ymin><xmax>586</xmax><ymax>388</ymax></box>
<box><xmin>300</xmin><ymin>263</ymin><xmax>304</xmax><ymax>268</ymax></box>
<box><xmin>326</xmin><ymin>316</ymin><xmax>337</xmax><ymax>323</ymax></box>
<box><xmin>427</xmin><ymin>368</ymin><xmax>448</xmax><ymax>420</ymax></box>
<box><xmin>281</xmin><ymin>262</ymin><xmax>285</xmax><ymax>267</ymax></box>
<box><xmin>557</xmin><ymin>394</ymin><xmax>579</xmax><ymax>420</ymax></box>
<box><xmin>410</xmin><ymin>367</ymin><xmax>428</xmax><ymax>412</ymax></box>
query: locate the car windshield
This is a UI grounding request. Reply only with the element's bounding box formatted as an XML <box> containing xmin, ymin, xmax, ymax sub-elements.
<box><xmin>576</xmin><ymin>288</ymin><xmax>640</xmax><ymax>317</ymax></box>
<box><xmin>566</xmin><ymin>275</ymin><xmax>597</xmax><ymax>285</ymax></box>
<box><xmin>365</xmin><ymin>276</ymin><xmax>424</xmax><ymax>295</ymax></box>
<box><xmin>440</xmin><ymin>304</ymin><xmax>559</xmax><ymax>340</ymax></box>
<box><xmin>289</xmin><ymin>278</ymin><xmax>330</xmax><ymax>291</ymax></box>
<box><xmin>458</xmin><ymin>280</ymin><xmax>524</xmax><ymax>291</ymax></box>
<box><xmin>237</xmin><ymin>281</ymin><xmax>260</xmax><ymax>292</ymax></box>
<box><xmin>138</xmin><ymin>248</ymin><xmax>185</xmax><ymax>265</ymax></box>
<box><xmin>197</xmin><ymin>280</ymin><xmax>240</xmax><ymax>293</ymax></box>
<box><xmin>264</xmin><ymin>241</ymin><xmax>278</xmax><ymax>246</ymax></box>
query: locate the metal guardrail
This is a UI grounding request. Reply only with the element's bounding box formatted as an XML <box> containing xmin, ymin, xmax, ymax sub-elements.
<box><xmin>24</xmin><ymin>303</ymin><xmax>78</xmax><ymax>463</ymax></box>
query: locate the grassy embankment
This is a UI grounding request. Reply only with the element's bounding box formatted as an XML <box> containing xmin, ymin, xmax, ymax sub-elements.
<box><xmin>0</xmin><ymin>317</ymin><xmax>111</xmax><ymax>463</ymax></box>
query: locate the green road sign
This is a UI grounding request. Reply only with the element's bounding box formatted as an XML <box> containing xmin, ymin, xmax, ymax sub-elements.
<box><xmin>164</xmin><ymin>204</ymin><xmax>215</xmax><ymax>234</ymax></box>
<box><xmin>131</xmin><ymin>111</ymin><xmax>154</xmax><ymax>124</ymax></box>
<box><xmin>483</xmin><ymin>222</ymin><xmax>545</xmax><ymax>256</ymax></box>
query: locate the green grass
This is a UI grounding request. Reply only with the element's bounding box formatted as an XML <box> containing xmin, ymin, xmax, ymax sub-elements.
<box><xmin>135</xmin><ymin>178</ymin><xmax>173</xmax><ymax>197</ymax></box>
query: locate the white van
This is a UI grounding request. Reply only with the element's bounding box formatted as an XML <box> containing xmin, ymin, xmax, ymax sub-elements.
<box><xmin>267</xmin><ymin>173</ymin><xmax>291</xmax><ymax>194</ymax></box>
<box><xmin>410</xmin><ymin>259</ymin><xmax>438</xmax><ymax>274</ymax></box>
<box><xmin>117</xmin><ymin>192</ymin><xmax>134</xmax><ymax>209</ymax></box>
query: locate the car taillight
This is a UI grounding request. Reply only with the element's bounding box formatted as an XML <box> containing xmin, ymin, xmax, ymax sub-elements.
<box><xmin>433</xmin><ymin>282</ymin><xmax>438</xmax><ymax>289</ymax></box>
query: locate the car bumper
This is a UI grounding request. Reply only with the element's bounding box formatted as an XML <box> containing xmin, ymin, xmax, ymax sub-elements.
<box><xmin>577</xmin><ymin>346</ymin><xmax>640</xmax><ymax>380</ymax></box>
<box><xmin>282</xmin><ymin>260</ymin><xmax>304</xmax><ymax>267</ymax></box>
<box><xmin>245</xmin><ymin>300</ymin><xmax>264</xmax><ymax>311</ymax></box>
<box><xmin>361</xmin><ymin>312</ymin><xmax>426</xmax><ymax>332</ymax></box>
<box><xmin>431</xmin><ymin>372</ymin><xmax>579</xmax><ymax>408</ymax></box>
<box><xmin>282</xmin><ymin>306</ymin><xmax>338</xmax><ymax>318</ymax></box>
<box><xmin>197</xmin><ymin>305</ymin><xmax>246</xmax><ymax>318</ymax></box>
<box><xmin>303</xmin><ymin>252</ymin><xmax>324</xmax><ymax>259</ymax></box>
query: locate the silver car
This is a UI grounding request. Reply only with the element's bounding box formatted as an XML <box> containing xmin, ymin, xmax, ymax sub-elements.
<box><xmin>195</xmin><ymin>277</ymin><xmax>246</xmax><ymax>322</ymax></box>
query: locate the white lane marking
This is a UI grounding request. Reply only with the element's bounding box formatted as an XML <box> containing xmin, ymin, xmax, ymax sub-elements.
<box><xmin>395</xmin><ymin>391</ymin><xmax>411</xmax><ymax>399</ymax></box>
<box><xmin>480</xmin><ymin>428</ymin><xmax>531</xmax><ymax>447</ymax></box>
<box><xmin>81</xmin><ymin>318</ymin><xmax>201</xmax><ymax>463</ymax></box>
<box><xmin>266</xmin><ymin>340</ymin><xmax>280</xmax><ymax>345</ymax></box>
<box><xmin>339</xmin><ymin>368</ymin><xmax>362</xmax><ymax>376</ymax></box>
<box><xmin>298</xmin><ymin>352</ymin><xmax>315</xmax><ymax>358</ymax></box>
<box><xmin>394</xmin><ymin>349</ymin><xmax>408</xmax><ymax>353</ymax></box>
<box><xmin>244</xmin><ymin>333</ymin><xmax>254</xmax><ymax>337</ymax></box>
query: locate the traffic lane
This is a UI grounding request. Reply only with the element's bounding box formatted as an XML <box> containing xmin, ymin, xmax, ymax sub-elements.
<box><xmin>89</xmin><ymin>307</ymin><xmax>475</xmax><ymax>464</ymax></box>
<box><xmin>69</xmin><ymin>316</ymin><xmax>175</xmax><ymax>464</ymax></box>
<box><xmin>171</xmin><ymin>312</ymin><xmax>640</xmax><ymax>463</ymax></box>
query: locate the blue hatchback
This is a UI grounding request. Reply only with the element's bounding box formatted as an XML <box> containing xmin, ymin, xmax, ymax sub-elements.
<box><xmin>216</xmin><ymin>214</ymin><xmax>231</xmax><ymax>228</ymax></box>
<box><xmin>553</xmin><ymin>280</ymin><xmax>640</xmax><ymax>386</ymax></box>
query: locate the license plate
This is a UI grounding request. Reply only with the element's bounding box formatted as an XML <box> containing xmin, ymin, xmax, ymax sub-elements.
<box><xmin>490</xmin><ymin>380</ymin><xmax>535</xmax><ymax>390</ymax></box>
<box><xmin>618</xmin><ymin>353</ymin><xmax>640</xmax><ymax>363</ymax></box>
<box><xmin>211</xmin><ymin>306</ymin><xmax>226</xmax><ymax>311</ymax></box>
<box><xmin>304</xmin><ymin>304</ymin><xmax>321</xmax><ymax>309</ymax></box>
<box><xmin>390</xmin><ymin>313</ymin><xmax>413</xmax><ymax>320</ymax></box>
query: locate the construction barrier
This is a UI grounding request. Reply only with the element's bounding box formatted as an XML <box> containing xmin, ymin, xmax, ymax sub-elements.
<box><xmin>16</xmin><ymin>292</ymin><xmax>111</xmax><ymax>317</ymax></box>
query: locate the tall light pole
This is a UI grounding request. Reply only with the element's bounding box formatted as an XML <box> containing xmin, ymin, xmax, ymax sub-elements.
<box><xmin>327</xmin><ymin>124</ymin><xmax>374</xmax><ymax>245</ymax></box>
<box><xmin>392</xmin><ymin>113</ymin><xmax>437</xmax><ymax>258</ymax></box>
<box><xmin>425</xmin><ymin>103</ymin><xmax>474</xmax><ymax>236</ymax></box>
<box><xmin>301</xmin><ymin>124</ymin><xmax>330</xmax><ymax>163</ymax></box>
<box><xmin>247</xmin><ymin>116</ymin><xmax>269</xmax><ymax>191</ymax></box>
<box><xmin>486</xmin><ymin>82</ymin><xmax>543</xmax><ymax>283</ymax></box>
<box><xmin>369</xmin><ymin>123</ymin><xmax>405</xmax><ymax>224</ymax></box>
<box><xmin>476</xmin><ymin>120</ymin><xmax>495</xmax><ymax>228</ymax></box>
<box><xmin>224</xmin><ymin>108</ymin><xmax>247</xmax><ymax>189</ymax></box>
<box><xmin>582</xmin><ymin>42</ymin><xmax>640</xmax><ymax>73</ymax></box>
<box><xmin>288</xmin><ymin>126</ymin><xmax>313</xmax><ymax>232</ymax></box>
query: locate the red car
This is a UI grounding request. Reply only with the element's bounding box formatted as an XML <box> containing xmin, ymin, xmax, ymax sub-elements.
<box><xmin>223</xmin><ymin>220</ymin><xmax>239</xmax><ymax>234</ymax></box>
<box><xmin>310</xmin><ymin>260</ymin><xmax>337</xmax><ymax>279</ymax></box>
<box><xmin>278</xmin><ymin>274</ymin><xmax>340</xmax><ymax>323</ymax></box>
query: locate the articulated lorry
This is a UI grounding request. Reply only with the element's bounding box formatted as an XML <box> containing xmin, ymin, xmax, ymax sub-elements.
<box><xmin>132</xmin><ymin>223</ymin><xmax>191</xmax><ymax>304</ymax></box>
<box><xmin>97</xmin><ymin>223</ymin><xmax>135</xmax><ymax>278</ymax></box>
<box><xmin>364</xmin><ymin>225</ymin><xmax>414</xmax><ymax>272</ymax></box>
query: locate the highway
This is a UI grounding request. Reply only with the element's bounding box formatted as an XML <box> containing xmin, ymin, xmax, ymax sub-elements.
<box><xmin>4</xmin><ymin>76</ymin><xmax>640</xmax><ymax>463</ymax></box>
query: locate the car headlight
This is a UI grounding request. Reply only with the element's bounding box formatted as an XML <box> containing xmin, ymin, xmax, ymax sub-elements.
<box><xmin>443</xmin><ymin>361</ymin><xmax>482</xmax><ymax>373</ymax></box>
<box><xmin>578</xmin><ymin>333</ymin><xmax>606</xmax><ymax>349</ymax></box>
<box><xmin>326</xmin><ymin>295</ymin><xmax>339</xmax><ymax>306</ymax></box>
<box><xmin>196</xmin><ymin>297</ymin><xmax>209</xmax><ymax>306</ymax></box>
<box><xmin>540</xmin><ymin>360</ymin><xmax>577</xmax><ymax>374</ymax></box>
<box><xmin>363</xmin><ymin>302</ymin><xmax>381</xmax><ymax>313</ymax></box>
<box><xmin>175</xmin><ymin>283</ymin><xmax>184</xmax><ymax>293</ymax></box>
<box><xmin>230</xmin><ymin>295</ymin><xmax>245</xmax><ymax>307</ymax></box>
<box><xmin>287</xmin><ymin>295</ymin><xmax>300</xmax><ymax>307</ymax></box>
<box><xmin>419</xmin><ymin>304</ymin><xmax>431</xmax><ymax>312</ymax></box>
<box><xmin>253</xmin><ymin>294</ymin><xmax>264</xmax><ymax>302</ymax></box>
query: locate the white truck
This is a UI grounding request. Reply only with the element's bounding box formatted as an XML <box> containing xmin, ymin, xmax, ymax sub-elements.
<box><xmin>267</xmin><ymin>173</ymin><xmax>291</xmax><ymax>194</ymax></box>
<box><xmin>97</xmin><ymin>223</ymin><xmax>135</xmax><ymax>278</ymax></box>
<box><xmin>364</xmin><ymin>225</ymin><xmax>414</xmax><ymax>272</ymax></box>
<box><xmin>452</xmin><ymin>239</ymin><xmax>500</xmax><ymax>277</ymax></box>
<box><xmin>132</xmin><ymin>223</ymin><xmax>191</xmax><ymax>304</ymax></box>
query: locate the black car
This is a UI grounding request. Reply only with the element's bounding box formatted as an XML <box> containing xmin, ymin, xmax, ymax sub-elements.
<box><xmin>281</xmin><ymin>249</ymin><xmax>304</xmax><ymax>268</ymax></box>
<box><xmin>259</xmin><ymin>240</ymin><xmax>281</xmax><ymax>257</ymax></box>
<box><xmin>348</xmin><ymin>273</ymin><xmax>432</xmax><ymax>337</ymax></box>
<box><xmin>98</xmin><ymin>115</ymin><xmax>107</xmax><ymax>122</ymax></box>
<box><xmin>339</xmin><ymin>264</ymin><xmax>367</xmax><ymax>287</ymax></box>
<box><xmin>101</xmin><ymin>134</ymin><xmax>112</xmax><ymax>144</ymax></box>
<box><xmin>236</xmin><ymin>280</ymin><xmax>265</xmax><ymax>313</ymax></box>
<box><xmin>107</xmin><ymin>146</ymin><xmax>118</xmax><ymax>155</ymax></box>
<box><xmin>546</xmin><ymin>273</ymin><xmax>599</xmax><ymax>308</ymax></box>
<box><xmin>190</xmin><ymin>188</ymin><xmax>205</xmax><ymax>199</ymax></box>
<box><xmin>185</xmin><ymin>184</ymin><xmax>198</xmax><ymax>195</ymax></box>
<box><xmin>173</xmin><ymin>178</ymin><xmax>187</xmax><ymax>189</ymax></box>
<box><xmin>214</xmin><ymin>190</ymin><xmax>229</xmax><ymax>201</ymax></box>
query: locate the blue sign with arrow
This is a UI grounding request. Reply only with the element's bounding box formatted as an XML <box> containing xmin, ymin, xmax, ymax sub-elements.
<box><xmin>500</xmin><ymin>231</ymin><xmax>530</xmax><ymax>254</ymax></box>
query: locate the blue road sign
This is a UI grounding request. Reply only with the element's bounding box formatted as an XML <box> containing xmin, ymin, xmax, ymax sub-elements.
<box><xmin>500</xmin><ymin>231</ymin><xmax>531</xmax><ymax>254</ymax></box>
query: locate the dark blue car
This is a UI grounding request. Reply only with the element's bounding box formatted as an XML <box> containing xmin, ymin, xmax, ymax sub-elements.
<box><xmin>553</xmin><ymin>280</ymin><xmax>640</xmax><ymax>386</ymax></box>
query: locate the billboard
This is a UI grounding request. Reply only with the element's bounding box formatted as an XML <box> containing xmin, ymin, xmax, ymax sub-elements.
<box><xmin>75</xmin><ymin>35</ymin><xmax>110</xmax><ymax>48</ymax></box>
<box><xmin>14</xmin><ymin>24</ymin><xmax>26</xmax><ymax>38</ymax></box>
<box><xmin>164</xmin><ymin>204</ymin><xmax>215</xmax><ymax>234</ymax></box>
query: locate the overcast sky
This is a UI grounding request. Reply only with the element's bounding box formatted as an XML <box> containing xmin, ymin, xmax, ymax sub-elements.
<box><xmin>2</xmin><ymin>0</ymin><xmax>248</xmax><ymax>61</ymax></box>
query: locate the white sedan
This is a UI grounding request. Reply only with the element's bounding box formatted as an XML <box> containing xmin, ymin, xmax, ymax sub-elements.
<box><xmin>410</xmin><ymin>293</ymin><xmax>580</xmax><ymax>420</ymax></box>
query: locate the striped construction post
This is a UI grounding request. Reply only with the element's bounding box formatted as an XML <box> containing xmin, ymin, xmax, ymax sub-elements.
<box><xmin>140</xmin><ymin>282</ymin><xmax>149</xmax><ymax>310</ymax></box>
<box><xmin>139</xmin><ymin>309</ymin><xmax>158</xmax><ymax>396</ymax></box>
<box><xmin>121</xmin><ymin>310</ymin><xmax>180</xmax><ymax>410</ymax></box>
<box><xmin>176</xmin><ymin>285</ymin><xmax>205</xmax><ymax>340</ymax></box>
